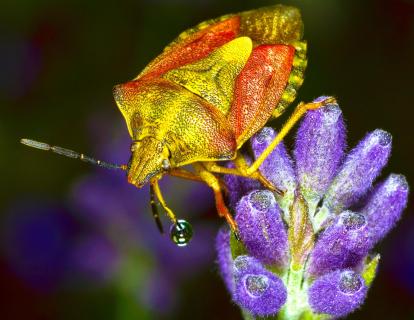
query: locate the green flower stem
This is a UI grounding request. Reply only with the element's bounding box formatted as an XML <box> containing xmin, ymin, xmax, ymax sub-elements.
<box><xmin>278</xmin><ymin>263</ymin><xmax>308</xmax><ymax>319</ymax></box>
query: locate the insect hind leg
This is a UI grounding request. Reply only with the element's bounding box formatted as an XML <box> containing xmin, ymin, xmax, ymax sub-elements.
<box><xmin>247</xmin><ymin>97</ymin><xmax>337</xmax><ymax>175</ymax></box>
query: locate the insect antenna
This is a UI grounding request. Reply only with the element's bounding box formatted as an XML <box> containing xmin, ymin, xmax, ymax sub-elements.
<box><xmin>20</xmin><ymin>138</ymin><xmax>128</xmax><ymax>171</ymax></box>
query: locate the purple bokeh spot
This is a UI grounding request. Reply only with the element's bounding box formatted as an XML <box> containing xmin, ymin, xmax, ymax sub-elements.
<box><xmin>2</xmin><ymin>201</ymin><xmax>76</xmax><ymax>292</ymax></box>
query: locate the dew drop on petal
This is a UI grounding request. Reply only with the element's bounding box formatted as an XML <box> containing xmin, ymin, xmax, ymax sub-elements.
<box><xmin>234</xmin><ymin>255</ymin><xmax>249</xmax><ymax>272</ymax></box>
<box><xmin>340</xmin><ymin>211</ymin><xmax>366</xmax><ymax>231</ymax></box>
<box><xmin>249</xmin><ymin>190</ymin><xmax>274</xmax><ymax>211</ymax></box>
<box><xmin>245</xmin><ymin>274</ymin><xmax>269</xmax><ymax>297</ymax></box>
<box><xmin>339</xmin><ymin>271</ymin><xmax>362</xmax><ymax>294</ymax></box>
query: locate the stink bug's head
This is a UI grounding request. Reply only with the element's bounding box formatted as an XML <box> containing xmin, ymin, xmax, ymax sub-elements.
<box><xmin>127</xmin><ymin>137</ymin><xmax>171</xmax><ymax>188</ymax></box>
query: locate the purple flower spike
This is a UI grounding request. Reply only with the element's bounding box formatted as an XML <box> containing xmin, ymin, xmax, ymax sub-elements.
<box><xmin>295</xmin><ymin>98</ymin><xmax>346</xmax><ymax>202</ymax></box>
<box><xmin>363</xmin><ymin>174</ymin><xmax>409</xmax><ymax>244</ymax></box>
<box><xmin>324</xmin><ymin>129</ymin><xmax>392</xmax><ymax>213</ymax></box>
<box><xmin>308</xmin><ymin>211</ymin><xmax>369</xmax><ymax>276</ymax></box>
<box><xmin>233</xmin><ymin>255</ymin><xmax>287</xmax><ymax>317</ymax></box>
<box><xmin>235</xmin><ymin>190</ymin><xmax>288</xmax><ymax>266</ymax></box>
<box><xmin>216</xmin><ymin>228</ymin><xmax>234</xmax><ymax>293</ymax></box>
<box><xmin>216</xmin><ymin>100</ymin><xmax>408</xmax><ymax>318</ymax></box>
<box><xmin>251</xmin><ymin>127</ymin><xmax>296</xmax><ymax>197</ymax></box>
<box><xmin>308</xmin><ymin>270</ymin><xmax>367</xmax><ymax>317</ymax></box>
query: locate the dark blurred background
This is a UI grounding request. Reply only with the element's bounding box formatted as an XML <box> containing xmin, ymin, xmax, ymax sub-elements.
<box><xmin>1</xmin><ymin>0</ymin><xmax>413</xmax><ymax>319</ymax></box>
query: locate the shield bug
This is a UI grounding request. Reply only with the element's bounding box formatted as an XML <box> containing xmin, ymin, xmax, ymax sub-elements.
<box><xmin>21</xmin><ymin>5</ymin><xmax>334</xmax><ymax>246</ymax></box>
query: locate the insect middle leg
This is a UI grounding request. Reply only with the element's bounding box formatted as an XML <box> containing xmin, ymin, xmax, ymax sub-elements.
<box><xmin>192</xmin><ymin>163</ymin><xmax>238</xmax><ymax>235</ymax></box>
<box><xmin>203</xmin><ymin>158</ymin><xmax>283</xmax><ymax>195</ymax></box>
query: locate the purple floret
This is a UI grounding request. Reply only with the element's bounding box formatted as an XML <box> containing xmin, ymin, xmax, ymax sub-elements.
<box><xmin>233</xmin><ymin>255</ymin><xmax>287</xmax><ymax>317</ymax></box>
<box><xmin>251</xmin><ymin>127</ymin><xmax>296</xmax><ymax>196</ymax></box>
<box><xmin>295</xmin><ymin>99</ymin><xmax>346</xmax><ymax>202</ymax></box>
<box><xmin>324</xmin><ymin>129</ymin><xmax>392</xmax><ymax>213</ymax></box>
<box><xmin>308</xmin><ymin>270</ymin><xmax>367</xmax><ymax>317</ymax></box>
<box><xmin>309</xmin><ymin>174</ymin><xmax>408</xmax><ymax>277</ymax></box>
<box><xmin>363</xmin><ymin>174</ymin><xmax>409</xmax><ymax>244</ymax></box>
<box><xmin>235</xmin><ymin>190</ymin><xmax>288</xmax><ymax>266</ymax></box>
<box><xmin>308</xmin><ymin>211</ymin><xmax>369</xmax><ymax>276</ymax></box>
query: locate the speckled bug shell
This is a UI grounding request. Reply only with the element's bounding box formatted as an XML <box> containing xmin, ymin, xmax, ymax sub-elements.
<box><xmin>113</xmin><ymin>5</ymin><xmax>307</xmax><ymax>186</ymax></box>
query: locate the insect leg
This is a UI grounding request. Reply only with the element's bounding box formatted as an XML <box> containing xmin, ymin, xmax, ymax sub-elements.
<box><xmin>233</xmin><ymin>154</ymin><xmax>284</xmax><ymax>195</ymax></box>
<box><xmin>193</xmin><ymin>163</ymin><xmax>238</xmax><ymax>235</ymax></box>
<box><xmin>246</xmin><ymin>97</ymin><xmax>337</xmax><ymax>175</ymax></box>
<box><xmin>169</xmin><ymin>167</ymin><xmax>229</xmax><ymax>196</ymax></box>
<box><xmin>203</xmin><ymin>160</ymin><xmax>283</xmax><ymax>195</ymax></box>
<box><xmin>151</xmin><ymin>176</ymin><xmax>193</xmax><ymax>246</ymax></box>
<box><xmin>150</xmin><ymin>179</ymin><xmax>177</xmax><ymax>224</ymax></box>
<box><xmin>168</xmin><ymin>167</ymin><xmax>205</xmax><ymax>183</ymax></box>
<box><xmin>149</xmin><ymin>184</ymin><xmax>164</xmax><ymax>233</ymax></box>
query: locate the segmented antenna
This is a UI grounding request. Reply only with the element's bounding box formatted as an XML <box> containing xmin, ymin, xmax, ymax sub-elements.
<box><xmin>20</xmin><ymin>138</ymin><xmax>127</xmax><ymax>171</ymax></box>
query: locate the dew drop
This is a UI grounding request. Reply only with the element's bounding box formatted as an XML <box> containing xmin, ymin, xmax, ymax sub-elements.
<box><xmin>234</xmin><ymin>255</ymin><xmax>249</xmax><ymax>272</ymax></box>
<box><xmin>249</xmin><ymin>190</ymin><xmax>274</xmax><ymax>211</ymax></box>
<box><xmin>170</xmin><ymin>219</ymin><xmax>193</xmax><ymax>247</ymax></box>
<box><xmin>340</xmin><ymin>211</ymin><xmax>366</xmax><ymax>231</ymax></box>
<box><xmin>339</xmin><ymin>271</ymin><xmax>362</xmax><ymax>294</ymax></box>
<box><xmin>245</xmin><ymin>274</ymin><xmax>269</xmax><ymax>297</ymax></box>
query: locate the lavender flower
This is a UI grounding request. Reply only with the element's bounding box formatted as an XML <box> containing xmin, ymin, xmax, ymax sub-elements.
<box><xmin>216</xmin><ymin>98</ymin><xmax>409</xmax><ymax>319</ymax></box>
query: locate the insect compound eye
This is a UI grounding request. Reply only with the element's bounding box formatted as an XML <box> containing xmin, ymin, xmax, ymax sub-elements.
<box><xmin>162</xmin><ymin>158</ymin><xmax>171</xmax><ymax>171</ymax></box>
<box><xmin>130</xmin><ymin>140</ymin><xmax>140</xmax><ymax>153</ymax></box>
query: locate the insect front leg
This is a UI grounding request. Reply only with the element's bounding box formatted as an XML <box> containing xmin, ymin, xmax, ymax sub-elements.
<box><xmin>193</xmin><ymin>163</ymin><xmax>239</xmax><ymax>236</ymax></box>
<box><xmin>150</xmin><ymin>178</ymin><xmax>194</xmax><ymax>246</ymax></box>
<box><xmin>150</xmin><ymin>184</ymin><xmax>164</xmax><ymax>233</ymax></box>
<box><xmin>246</xmin><ymin>96</ymin><xmax>337</xmax><ymax>176</ymax></box>
<box><xmin>150</xmin><ymin>179</ymin><xmax>178</xmax><ymax>224</ymax></box>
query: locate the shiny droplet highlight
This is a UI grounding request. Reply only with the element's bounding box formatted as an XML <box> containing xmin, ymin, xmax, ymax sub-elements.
<box><xmin>170</xmin><ymin>219</ymin><xmax>193</xmax><ymax>247</ymax></box>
